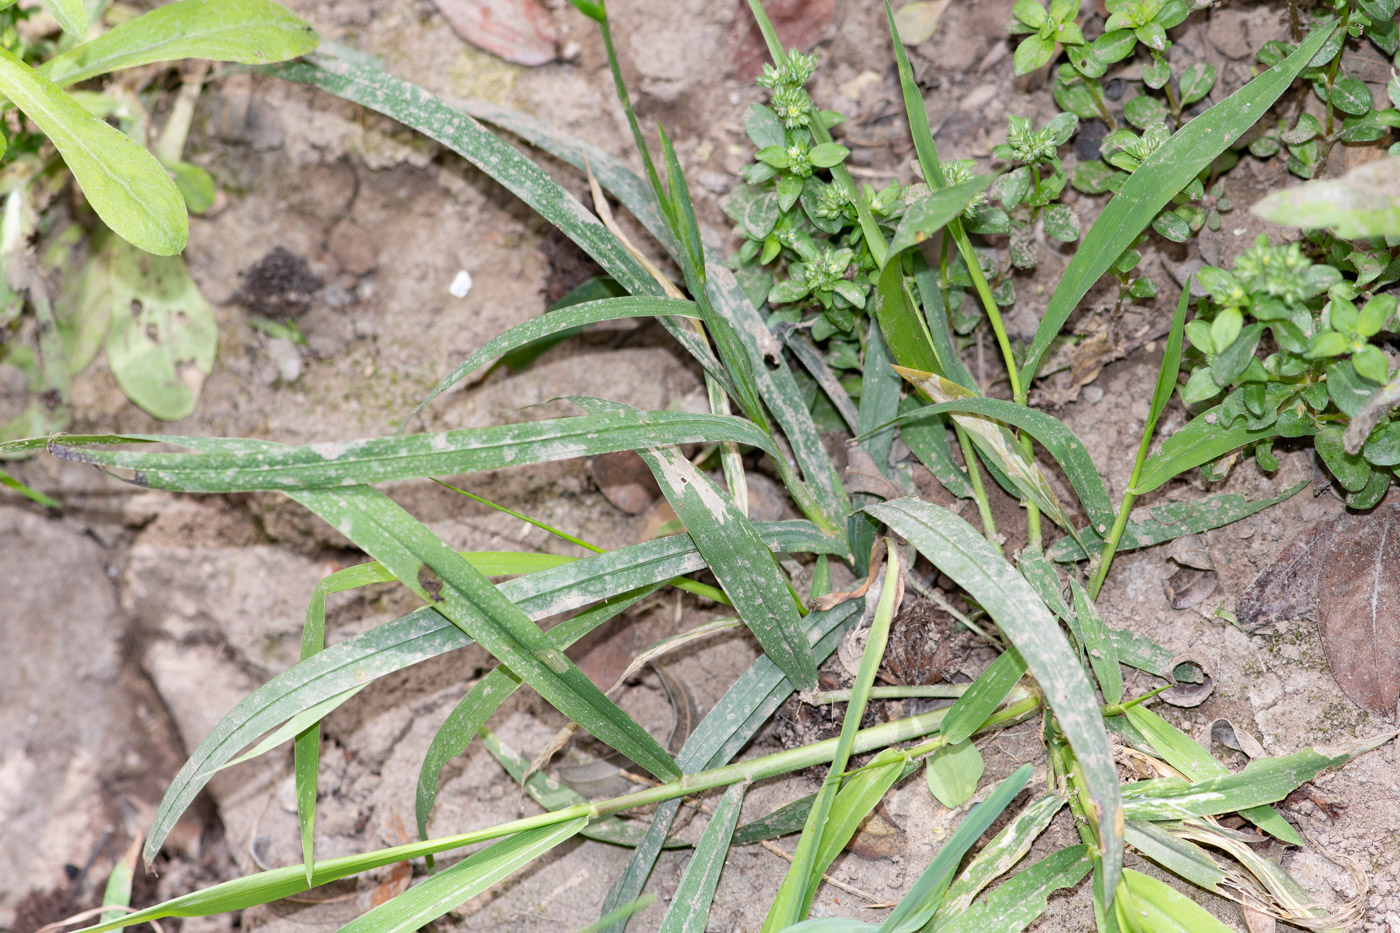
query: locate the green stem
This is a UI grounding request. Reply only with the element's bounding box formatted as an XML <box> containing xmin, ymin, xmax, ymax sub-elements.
<box><xmin>954</xmin><ymin>422</ymin><xmax>1001</xmax><ymax>554</ymax></box>
<box><xmin>1083</xmin><ymin>76</ymin><xmax>1117</xmax><ymax>131</ymax></box>
<box><xmin>1088</xmin><ymin>489</ymin><xmax>1133</xmax><ymax>600</ymax></box>
<box><xmin>812</xmin><ymin>684</ymin><xmax>969</xmax><ymax>704</ymax></box>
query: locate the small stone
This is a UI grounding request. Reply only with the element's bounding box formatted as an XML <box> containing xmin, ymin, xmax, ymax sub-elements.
<box><xmin>1082</xmin><ymin>385</ymin><xmax>1104</xmax><ymax>404</ymax></box>
<box><xmin>449</xmin><ymin>269</ymin><xmax>474</xmax><ymax>298</ymax></box>
<box><xmin>328</xmin><ymin>220</ymin><xmax>378</xmax><ymax>277</ymax></box>
<box><xmin>959</xmin><ymin>83</ymin><xmax>998</xmax><ymax>113</ymax></box>
<box><xmin>592</xmin><ymin>451</ymin><xmax>659</xmax><ymax>515</ymax></box>
<box><xmin>265</xmin><ymin>338</ymin><xmax>303</xmax><ymax>383</ymax></box>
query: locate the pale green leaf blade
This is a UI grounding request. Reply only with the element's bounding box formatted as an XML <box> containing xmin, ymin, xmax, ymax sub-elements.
<box><xmin>936</xmin><ymin>794</ymin><xmax>1067</xmax><ymax>920</ymax></box>
<box><xmin>657</xmin><ymin>782</ymin><xmax>745</xmax><ymax>933</ymax></box>
<box><xmin>40</xmin><ymin>0</ymin><xmax>87</xmax><ymax>39</ymax></box>
<box><xmin>418</xmin><ymin>587</ymin><xmax>660</xmax><ymax>850</ymax></box>
<box><xmin>888</xmin><ymin>177</ymin><xmax>993</xmax><ymax>259</ymax></box>
<box><xmin>0</xmin><ymin>47</ymin><xmax>186</xmax><ymax>255</ymax></box>
<box><xmin>1049</xmin><ymin>483</ymin><xmax>1308</xmax><ymax>562</ymax></box>
<box><xmin>888</xmin><ymin>390</ymin><xmax>1116</xmax><ymax>536</ymax></box>
<box><xmin>335</xmin><ymin>821</ymin><xmax>586</xmax><ymax>933</ymax></box>
<box><xmin>1132</xmin><ymin>409</ymin><xmax>1314</xmax><ymax>495</ymax></box>
<box><xmin>633</xmin><ymin>443</ymin><xmax>816</xmax><ymax>690</ymax></box>
<box><xmin>877</xmin><ymin>764</ymin><xmax>1034</xmax><ymax>933</ymax></box>
<box><xmin>286</xmin><ymin>486</ymin><xmax>680</xmax><ymax>778</ymax></box>
<box><xmin>1018</xmin><ymin>22</ymin><xmax>1339</xmax><ymax>387</ymax></box>
<box><xmin>1122</xmin><ymin>821</ymin><xmax>1227</xmax><ymax>893</ymax></box>
<box><xmin>50</xmin><ymin>409</ymin><xmax>780</xmax><ymax>492</ymax></box>
<box><xmin>41</xmin><ymin>0</ymin><xmax>318</xmax><ymax>88</ymax></box>
<box><xmin>1070</xmin><ymin>579</ymin><xmax>1122</xmax><ymax>706</ymax></box>
<box><xmin>940</xmin><ymin>647</ymin><xmax>1026</xmax><ymax>746</ymax></box>
<box><xmin>924</xmin><ymin>740</ymin><xmax>985</xmax><ymax>809</ymax></box>
<box><xmin>866</xmin><ymin>498</ymin><xmax>1124</xmax><ymax>899</ymax></box>
<box><xmin>1123</xmin><ymin>705</ymin><xmax>1299</xmax><ymax>844</ymax></box>
<box><xmin>933</xmin><ymin>845</ymin><xmax>1092</xmax><ymax>933</ymax></box>
<box><xmin>270</xmin><ymin>53</ymin><xmax>656</xmax><ymax>296</ymax></box>
<box><xmin>1117</xmin><ymin>869</ymin><xmax>1235</xmax><ymax>933</ymax></box>
<box><xmin>408</xmin><ymin>297</ymin><xmax>699</xmax><ymax>424</ymax></box>
<box><xmin>1121</xmin><ymin>730</ymin><xmax>1396</xmax><ymax>820</ymax></box>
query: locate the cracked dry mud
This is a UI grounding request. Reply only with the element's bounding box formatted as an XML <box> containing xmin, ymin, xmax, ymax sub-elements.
<box><xmin>4</xmin><ymin>1</ymin><xmax>1400</xmax><ymax>931</ymax></box>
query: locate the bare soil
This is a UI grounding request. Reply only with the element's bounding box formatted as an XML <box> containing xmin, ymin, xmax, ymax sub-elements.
<box><xmin>3</xmin><ymin>1</ymin><xmax>1399</xmax><ymax>931</ymax></box>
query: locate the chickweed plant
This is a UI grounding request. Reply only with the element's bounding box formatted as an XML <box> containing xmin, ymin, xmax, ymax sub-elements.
<box><xmin>10</xmin><ymin>1</ymin><xmax>1400</xmax><ymax>931</ymax></box>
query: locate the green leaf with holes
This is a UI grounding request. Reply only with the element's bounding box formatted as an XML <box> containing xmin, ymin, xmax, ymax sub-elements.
<box><xmin>100</xmin><ymin>238</ymin><xmax>216</xmax><ymax>420</ymax></box>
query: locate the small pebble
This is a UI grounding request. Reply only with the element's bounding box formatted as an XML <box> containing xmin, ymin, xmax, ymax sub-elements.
<box><xmin>449</xmin><ymin>269</ymin><xmax>474</xmax><ymax>298</ymax></box>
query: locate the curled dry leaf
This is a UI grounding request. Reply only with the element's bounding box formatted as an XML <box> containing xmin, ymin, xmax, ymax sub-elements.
<box><xmin>432</xmin><ymin>0</ymin><xmax>557</xmax><ymax>66</ymax></box>
<box><xmin>1237</xmin><ymin>506</ymin><xmax>1400</xmax><ymax>720</ymax></box>
<box><xmin>1164</xmin><ymin>567</ymin><xmax>1219</xmax><ymax>610</ymax></box>
<box><xmin>1159</xmin><ymin>653</ymin><xmax>1215</xmax><ymax>707</ymax></box>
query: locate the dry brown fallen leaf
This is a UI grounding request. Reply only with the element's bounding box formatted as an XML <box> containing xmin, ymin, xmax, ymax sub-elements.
<box><xmin>432</xmin><ymin>0</ymin><xmax>557</xmax><ymax>66</ymax></box>
<box><xmin>1236</xmin><ymin>505</ymin><xmax>1400</xmax><ymax>720</ymax></box>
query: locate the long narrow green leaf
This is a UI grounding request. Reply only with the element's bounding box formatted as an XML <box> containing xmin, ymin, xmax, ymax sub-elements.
<box><xmin>874</xmin><ymin>256</ymin><xmax>940</xmax><ymax>374</ymax></box>
<box><xmin>940</xmin><ymin>647</ymin><xmax>1026</xmax><ymax>747</ymax></box>
<box><xmin>887</xmin><ymin>178</ymin><xmax>992</xmax><ymax>260</ymax></box>
<box><xmin>597</xmin><ymin>600</ymin><xmax>863</xmax><ymax>932</ymax></box>
<box><xmin>1122</xmin><ymin>704</ymin><xmax>1298</xmax><ymax>843</ymax></box>
<box><xmin>1121</xmin><ymin>730</ymin><xmax>1395</xmax><ymax>820</ymax></box>
<box><xmin>765</xmin><ymin>554</ymin><xmax>901</xmax><ymax>930</ymax></box>
<box><xmin>40</xmin><ymin>0</ymin><xmax>86</xmax><ymax>38</ymax></box>
<box><xmin>1018</xmin><ymin>22</ymin><xmax>1337</xmax><ymax>387</ymax></box>
<box><xmin>850</xmin><ymin>326</ymin><xmax>903</xmax><ymax>569</ymax></box>
<box><xmin>899</xmin><ymin>397</ymin><xmax>973</xmax><ymax>499</ymax></box>
<box><xmin>910</xmin><ymin>254</ymin><xmax>976</xmax><ymax>390</ymax></box>
<box><xmin>879</xmin><ymin>395</ymin><xmax>1114</xmax><ymax>536</ymax></box>
<box><xmin>933</xmin><ymin>846</ymin><xmax>1092</xmax><ymax>933</ymax></box>
<box><xmin>286</xmin><ymin>485</ymin><xmax>679</xmax><ymax>779</ymax></box>
<box><xmin>41</xmin><ymin>0</ymin><xmax>317</xmax><ymax>88</ymax></box>
<box><xmin>271</xmin><ymin>54</ymin><xmax>664</xmax><ymax>297</ymax></box>
<box><xmin>657</xmin><ymin>783</ymin><xmax>746</xmax><ymax>933</ymax></box>
<box><xmin>336</xmin><ymin>820</ymin><xmax>585</xmax><ymax>933</ymax></box>
<box><xmin>936</xmin><ymin>794</ymin><xmax>1067</xmax><ymax>920</ymax></box>
<box><xmin>569</xmin><ymin>405</ymin><xmax>819</xmax><ymax>689</ymax></box>
<box><xmin>1070</xmin><ymin>580</ymin><xmax>1122</xmax><ymax>706</ymax></box>
<box><xmin>0</xmin><ymin>47</ymin><xmax>186</xmax><ymax>255</ymax></box>
<box><xmin>1121</xmin><ymin>821</ymin><xmax>1227</xmax><ymax>893</ymax></box>
<box><xmin>1047</xmin><ymin>482</ymin><xmax>1307</xmax><ymax>562</ymax></box>
<box><xmin>51</xmin><ymin>409</ymin><xmax>778</xmax><ymax>492</ymax></box>
<box><xmin>1132</xmin><ymin>407</ymin><xmax>1313</xmax><ymax>495</ymax></box>
<box><xmin>866</xmin><ymin>499</ymin><xmax>1124</xmax><ymax>900</ymax></box>
<box><xmin>418</xmin><ymin>587</ymin><xmax>660</xmax><ymax>850</ymax></box>
<box><xmin>408</xmin><ymin>296</ymin><xmax>699</xmax><ymax>424</ymax></box>
<box><xmin>878</xmin><ymin>764</ymin><xmax>1034</xmax><ymax>933</ymax></box>
<box><xmin>1116</xmin><ymin>869</ymin><xmax>1236</xmax><ymax>933</ymax></box>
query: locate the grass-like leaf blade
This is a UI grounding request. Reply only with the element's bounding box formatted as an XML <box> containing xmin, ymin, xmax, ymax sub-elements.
<box><xmin>409</xmin><ymin>296</ymin><xmax>699</xmax><ymax>423</ymax></box>
<box><xmin>1018</xmin><ymin>22</ymin><xmax>1339</xmax><ymax>388</ymax></box>
<box><xmin>936</xmin><ymin>793</ymin><xmax>1067</xmax><ymax>920</ymax></box>
<box><xmin>334</xmin><ymin>820</ymin><xmax>586</xmax><ymax>933</ymax></box>
<box><xmin>866</xmin><ymin>499</ymin><xmax>1124</xmax><ymax>900</ymax></box>
<box><xmin>51</xmin><ymin>410</ymin><xmax>778</xmax><ymax>492</ymax></box>
<box><xmin>657</xmin><ymin>783</ymin><xmax>746</xmax><ymax>933</ymax></box>
<box><xmin>1047</xmin><ymin>482</ymin><xmax>1308</xmax><ymax>562</ymax></box>
<box><xmin>1123</xmin><ymin>705</ymin><xmax>1299</xmax><ymax>844</ymax></box>
<box><xmin>877</xmin><ymin>764</ymin><xmax>1033</xmax><ymax>933</ymax></box>
<box><xmin>933</xmin><ymin>845</ymin><xmax>1092</xmax><ymax>933</ymax></box>
<box><xmin>886</xmin><ymin>393</ymin><xmax>1115</xmax><ymax>536</ymax></box>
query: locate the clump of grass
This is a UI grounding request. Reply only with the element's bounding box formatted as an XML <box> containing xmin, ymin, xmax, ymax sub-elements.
<box><xmin>10</xmin><ymin>1</ymin><xmax>1400</xmax><ymax>932</ymax></box>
